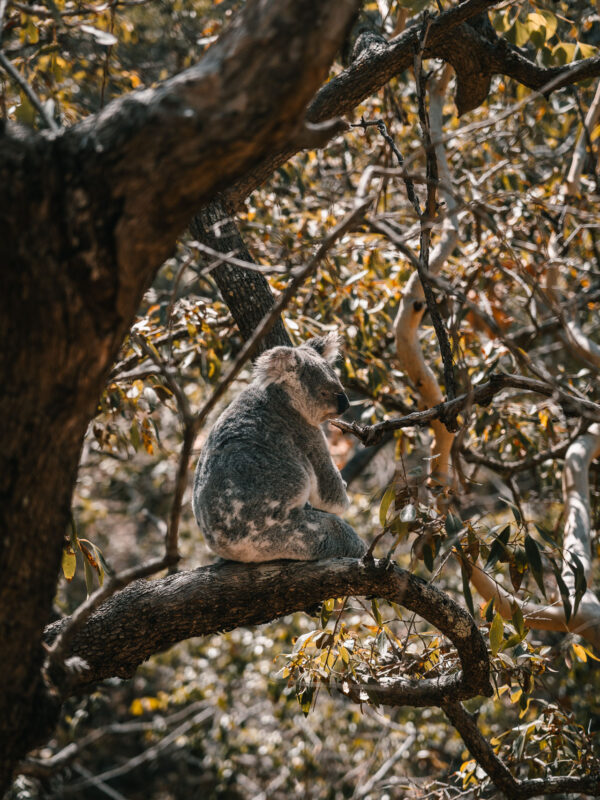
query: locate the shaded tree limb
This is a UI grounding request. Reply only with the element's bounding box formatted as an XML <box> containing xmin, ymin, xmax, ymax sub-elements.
<box><xmin>43</xmin><ymin>559</ymin><xmax>492</xmax><ymax>703</ymax></box>
<box><xmin>190</xmin><ymin>196</ymin><xmax>292</xmax><ymax>353</ymax></box>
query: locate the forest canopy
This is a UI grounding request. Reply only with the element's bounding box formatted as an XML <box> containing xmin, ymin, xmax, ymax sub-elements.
<box><xmin>2</xmin><ymin>0</ymin><xmax>600</xmax><ymax>798</ymax></box>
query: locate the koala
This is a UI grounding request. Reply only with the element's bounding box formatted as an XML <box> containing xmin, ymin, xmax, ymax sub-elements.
<box><xmin>193</xmin><ymin>332</ymin><xmax>366</xmax><ymax>562</ymax></box>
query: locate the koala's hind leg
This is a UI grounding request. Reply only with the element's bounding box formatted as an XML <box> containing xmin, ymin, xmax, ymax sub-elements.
<box><xmin>257</xmin><ymin>506</ymin><xmax>366</xmax><ymax>561</ymax></box>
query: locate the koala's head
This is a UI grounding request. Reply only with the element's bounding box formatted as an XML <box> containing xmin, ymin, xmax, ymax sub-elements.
<box><xmin>254</xmin><ymin>332</ymin><xmax>350</xmax><ymax>426</ymax></box>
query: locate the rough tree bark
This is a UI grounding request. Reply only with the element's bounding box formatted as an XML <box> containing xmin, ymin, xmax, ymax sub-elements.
<box><xmin>42</xmin><ymin>560</ymin><xmax>492</xmax><ymax>702</ymax></box>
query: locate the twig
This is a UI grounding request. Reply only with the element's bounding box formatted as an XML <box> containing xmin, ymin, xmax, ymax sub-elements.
<box><xmin>462</xmin><ymin>419</ymin><xmax>588</xmax><ymax>476</ymax></box>
<box><xmin>414</xmin><ymin>16</ymin><xmax>456</xmax><ymax>403</ymax></box>
<box><xmin>351</xmin><ymin>118</ymin><xmax>421</xmax><ymax>216</ymax></box>
<box><xmin>190</xmin><ymin>240</ymin><xmax>289</xmax><ymax>274</ymax></box>
<box><xmin>354</xmin><ymin>732</ymin><xmax>417</xmax><ymax>798</ymax></box>
<box><xmin>0</xmin><ymin>50</ymin><xmax>58</xmax><ymax>131</ymax></box>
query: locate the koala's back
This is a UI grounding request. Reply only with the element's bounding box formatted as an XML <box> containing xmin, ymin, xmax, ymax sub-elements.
<box><xmin>192</xmin><ymin>334</ymin><xmax>366</xmax><ymax>563</ymax></box>
<box><xmin>193</xmin><ymin>383</ymin><xmax>315</xmax><ymax>542</ymax></box>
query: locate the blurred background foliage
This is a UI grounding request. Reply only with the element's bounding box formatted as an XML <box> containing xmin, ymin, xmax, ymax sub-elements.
<box><xmin>4</xmin><ymin>0</ymin><xmax>600</xmax><ymax>798</ymax></box>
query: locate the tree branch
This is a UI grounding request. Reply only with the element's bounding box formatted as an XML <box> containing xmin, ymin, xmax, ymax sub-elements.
<box><xmin>331</xmin><ymin>372</ymin><xmax>600</xmax><ymax>446</ymax></box>
<box><xmin>43</xmin><ymin>559</ymin><xmax>492</xmax><ymax>701</ymax></box>
<box><xmin>443</xmin><ymin>699</ymin><xmax>600</xmax><ymax>799</ymax></box>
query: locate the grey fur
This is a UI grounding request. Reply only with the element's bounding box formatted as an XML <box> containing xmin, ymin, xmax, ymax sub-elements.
<box><xmin>193</xmin><ymin>333</ymin><xmax>366</xmax><ymax>562</ymax></box>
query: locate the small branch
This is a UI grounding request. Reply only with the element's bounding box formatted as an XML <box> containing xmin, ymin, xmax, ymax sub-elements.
<box><xmin>443</xmin><ymin>700</ymin><xmax>600</xmax><ymax>799</ymax></box>
<box><xmin>414</xmin><ymin>20</ymin><xmax>456</xmax><ymax>404</ymax></box>
<box><xmin>0</xmin><ymin>50</ymin><xmax>58</xmax><ymax>131</ymax></box>
<box><xmin>331</xmin><ymin>372</ymin><xmax>600</xmax><ymax>446</ymax></box>
<box><xmin>190</xmin><ymin>240</ymin><xmax>289</xmax><ymax>275</ymax></box>
<box><xmin>353</xmin><ymin>732</ymin><xmax>417</xmax><ymax>798</ymax></box>
<box><xmin>351</xmin><ymin>118</ymin><xmax>421</xmax><ymax>216</ymax></box>
<box><xmin>462</xmin><ymin>419</ymin><xmax>588</xmax><ymax>476</ymax></box>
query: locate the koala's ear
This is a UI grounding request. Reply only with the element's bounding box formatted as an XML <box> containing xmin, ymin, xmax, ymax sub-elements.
<box><xmin>253</xmin><ymin>346</ymin><xmax>297</xmax><ymax>387</ymax></box>
<box><xmin>304</xmin><ymin>331</ymin><xmax>342</xmax><ymax>365</ymax></box>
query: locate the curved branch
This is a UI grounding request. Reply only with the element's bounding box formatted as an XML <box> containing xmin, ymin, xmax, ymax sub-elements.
<box><xmin>43</xmin><ymin>559</ymin><xmax>492</xmax><ymax>702</ymax></box>
<box><xmin>224</xmin><ymin>2</ymin><xmax>600</xmax><ymax>209</ymax></box>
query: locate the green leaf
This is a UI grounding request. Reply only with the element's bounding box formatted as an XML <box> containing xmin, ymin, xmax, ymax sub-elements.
<box><xmin>422</xmin><ymin>541</ymin><xmax>434</xmax><ymax>572</ymax></box>
<box><xmin>534</xmin><ymin>524</ymin><xmax>558</xmax><ymax>549</ymax></box>
<box><xmin>512</xmin><ymin>19</ymin><xmax>531</xmax><ymax>48</ymax></box>
<box><xmin>539</xmin><ymin>10</ymin><xmax>557</xmax><ymax>39</ymax></box>
<box><xmin>568</xmin><ymin>554</ymin><xmax>587</xmax><ymax>617</ymax></box>
<box><xmin>549</xmin><ymin>557</ymin><xmax>572</xmax><ymax>622</ymax></box>
<box><xmin>485</xmin><ymin>526</ymin><xmax>511</xmax><ymax>569</ymax></box>
<box><xmin>15</xmin><ymin>92</ymin><xmax>37</xmax><ymax>127</ymax></box>
<box><xmin>501</xmin><ymin>632</ymin><xmax>524</xmax><ymax>650</ymax></box>
<box><xmin>371</xmin><ymin>599</ymin><xmax>383</xmax><ymax>627</ymax></box>
<box><xmin>130</xmin><ymin>421</ymin><xmax>141</xmax><ymax>451</ymax></box>
<box><xmin>459</xmin><ymin>559</ymin><xmax>475</xmax><ymax>616</ymax></box>
<box><xmin>511</xmin><ymin>603</ymin><xmax>525</xmax><ymax>639</ymax></box>
<box><xmin>524</xmin><ymin>535</ymin><xmax>546</xmax><ymax>599</ymax></box>
<box><xmin>320</xmin><ymin>598</ymin><xmax>335</xmax><ymax>627</ymax></box>
<box><xmin>379</xmin><ymin>485</ymin><xmax>395</xmax><ymax>527</ymax></box>
<box><xmin>577</xmin><ymin>42</ymin><xmax>597</xmax><ymax>59</ymax></box>
<box><xmin>445</xmin><ymin>512</ymin><xmax>463</xmax><ymax>538</ymax></box>
<box><xmin>552</xmin><ymin>42</ymin><xmax>577</xmax><ymax>65</ymax></box>
<box><xmin>298</xmin><ymin>686</ymin><xmax>314</xmax><ymax>717</ymax></box>
<box><xmin>490</xmin><ymin>612</ymin><xmax>504</xmax><ymax>656</ymax></box>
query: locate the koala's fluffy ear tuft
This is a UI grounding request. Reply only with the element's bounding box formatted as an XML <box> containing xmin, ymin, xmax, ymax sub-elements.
<box><xmin>304</xmin><ymin>331</ymin><xmax>342</xmax><ymax>365</ymax></box>
<box><xmin>253</xmin><ymin>346</ymin><xmax>297</xmax><ymax>387</ymax></box>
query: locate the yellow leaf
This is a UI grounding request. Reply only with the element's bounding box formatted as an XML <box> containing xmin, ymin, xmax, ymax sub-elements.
<box><xmin>581</xmin><ymin>646</ymin><xmax>600</xmax><ymax>662</ymax></box>
<box><xmin>490</xmin><ymin>612</ymin><xmax>504</xmax><ymax>656</ymax></box>
<box><xmin>61</xmin><ymin>549</ymin><xmax>76</xmax><ymax>581</ymax></box>
<box><xmin>578</xmin><ymin>42</ymin><xmax>597</xmax><ymax>59</ymax></box>
<box><xmin>130</xmin><ymin>698</ymin><xmax>143</xmax><ymax>716</ymax></box>
<box><xmin>572</xmin><ymin>643</ymin><xmax>587</xmax><ymax>662</ymax></box>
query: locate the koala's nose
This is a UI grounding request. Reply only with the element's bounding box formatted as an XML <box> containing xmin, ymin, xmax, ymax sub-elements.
<box><xmin>336</xmin><ymin>393</ymin><xmax>350</xmax><ymax>414</ymax></box>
